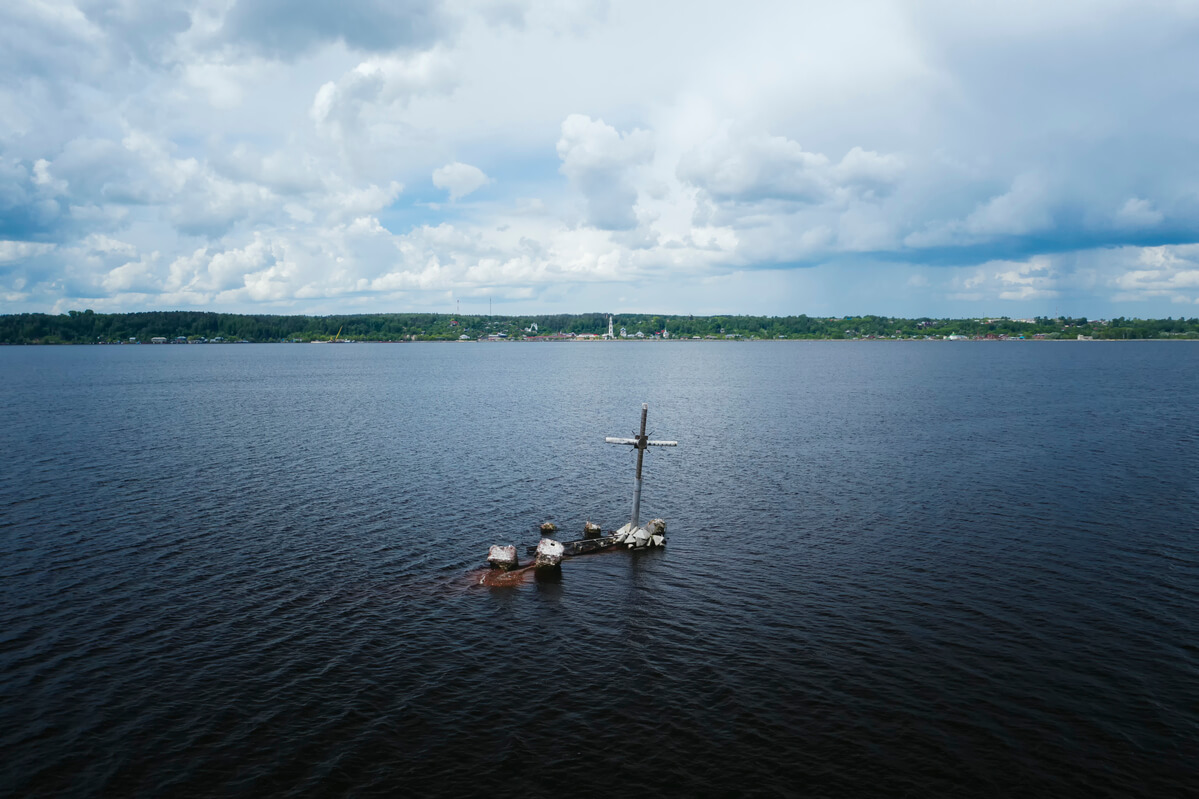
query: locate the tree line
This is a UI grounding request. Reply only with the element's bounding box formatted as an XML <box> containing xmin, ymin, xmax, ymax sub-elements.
<box><xmin>1</xmin><ymin>309</ymin><xmax>1197</xmax><ymax>344</ymax></box>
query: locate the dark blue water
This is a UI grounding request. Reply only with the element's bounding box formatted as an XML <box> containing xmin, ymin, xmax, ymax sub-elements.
<box><xmin>2</xmin><ymin>341</ymin><xmax>1197</xmax><ymax>797</ymax></box>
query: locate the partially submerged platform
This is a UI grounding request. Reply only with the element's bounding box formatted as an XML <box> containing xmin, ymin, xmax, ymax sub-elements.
<box><xmin>477</xmin><ymin>518</ymin><xmax>668</xmax><ymax>587</ymax></box>
<box><xmin>478</xmin><ymin>403</ymin><xmax>675</xmax><ymax>587</ymax></box>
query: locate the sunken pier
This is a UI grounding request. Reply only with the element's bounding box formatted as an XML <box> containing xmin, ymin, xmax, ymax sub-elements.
<box><xmin>481</xmin><ymin>403</ymin><xmax>676</xmax><ymax>584</ymax></box>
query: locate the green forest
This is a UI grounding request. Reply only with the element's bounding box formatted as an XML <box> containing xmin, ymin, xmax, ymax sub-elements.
<box><xmin>1</xmin><ymin>309</ymin><xmax>1197</xmax><ymax>344</ymax></box>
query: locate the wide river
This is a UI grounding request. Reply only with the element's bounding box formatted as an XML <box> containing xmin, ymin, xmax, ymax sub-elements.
<box><xmin>2</xmin><ymin>341</ymin><xmax>1196</xmax><ymax>797</ymax></box>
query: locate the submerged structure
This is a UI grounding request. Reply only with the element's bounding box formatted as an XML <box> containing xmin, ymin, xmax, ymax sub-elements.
<box><xmin>480</xmin><ymin>403</ymin><xmax>676</xmax><ymax>584</ymax></box>
<box><xmin>604</xmin><ymin>402</ymin><xmax>677</xmax><ymax>547</ymax></box>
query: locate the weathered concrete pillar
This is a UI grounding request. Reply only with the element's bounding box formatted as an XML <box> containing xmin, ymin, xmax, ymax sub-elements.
<box><xmin>539</xmin><ymin>522</ymin><xmax>558</xmax><ymax>537</ymax></box>
<box><xmin>583</xmin><ymin>521</ymin><xmax>602</xmax><ymax>539</ymax></box>
<box><xmin>487</xmin><ymin>544</ymin><xmax>519</xmax><ymax>571</ymax></box>
<box><xmin>534</xmin><ymin>538</ymin><xmax>564</xmax><ymax>570</ymax></box>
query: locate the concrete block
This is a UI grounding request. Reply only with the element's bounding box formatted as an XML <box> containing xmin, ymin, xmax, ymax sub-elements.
<box><xmin>534</xmin><ymin>537</ymin><xmax>564</xmax><ymax>568</ymax></box>
<box><xmin>487</xmin><ymin>544</ymin><xmax>519</xmax><ymax>570</ymax></box>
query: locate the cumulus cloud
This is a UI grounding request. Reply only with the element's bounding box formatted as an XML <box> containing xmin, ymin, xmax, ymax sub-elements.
<box><xmin>310</xmin><ymin>49</ymin><xmax>458</xmax><ymax>140</ymax></box>
<box><xmin>432</xmin><ymin>161</ymin><xmax>489</xmax><ymax>200</ymax></box>
<box><xmin>557</xmin><ymin>114</ymin><xmax>652</xmax><ymax>230</ymax></box>
<box><xmin>680</xmin><ymin>134</ymin><xmax>828</xmax><ymax>204</ymax></box>
<box><xmin>962</xmin><ymin>174</ymin><xmax>1054</xmax><ymax>237</ymax></box>
<box><xmin>1111</xmin><ymin>245</ymin><xmax>1199</xmax><ymax>304</ymax></box>
<box><xmin>678</xmin><ymin>130</ymin><xmax>903</xmax><ymax>205</ymax></box>
<box><xmin>0</xmin><ymin>240</ymin><xmax>55</xmax><ymax>262</ymax></box>
<box><xmin>833</xmin><ymin>147</ymin><xmax>905</xmax><ymax>194</ymax></box>
<box><xmin>905</xmin><ymin>174</ymin><xmax>1053</xmax><ymax>248</ymax></box>
<box><xmin>101</xmin><ymin>252</ymin><xmax>162</xmax><ymax>293</ymax></box>
<box><xmin>1114</xmin><ymin>197</ymin><xmax>1163</xmax><ymax>229</ymax></box>
<box><xmin>945</xmin><ymin>256</ymin><xmax>1060</xmax><ymax>303</ymax></box>
<box><xmin>3</xmin><ymin>0</ymin><xmax>1199</xmax><ymax>317</ymax></box>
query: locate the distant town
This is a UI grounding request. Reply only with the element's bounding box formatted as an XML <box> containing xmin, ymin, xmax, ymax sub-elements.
<box><xmin>1</xmin><ymin>310</ymin><xmax>1197</xmax><ymax>345</ymax></box>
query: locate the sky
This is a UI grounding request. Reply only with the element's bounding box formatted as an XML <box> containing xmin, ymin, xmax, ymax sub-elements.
<box><xmin>3</xmin><ymin>0</ymin><xmax>1199</xmax><ymax>319</ymax></box>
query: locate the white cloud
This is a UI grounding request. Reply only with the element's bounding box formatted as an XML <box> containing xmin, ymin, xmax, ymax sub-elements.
<box><xmin>944</xmin><ymin>255</ymin><xmax>1060</xmax><ymax>302</ymax></box>
<box><xmin>327</xmin><ymin>181</ymin><xmax>404</xmax><ymax>218</ymax></box>
<box><xmin>0</xmin><ymin>240</ymin><xmax>55</xmax><ymax>262</ymax></box>
<box><xmin>681</xmin><ymin>133</ymin><xmax>828</xmax><ymax>203</ymax></box>
<box><xmin>432</xmin><ymin>161</ymin><xmax>490</xmax><ymax>200</ymax></box>
<box><xmin>964</xmin><ymin>174</ymin><xmax>1053</xmax><ymax>237</ymax></box>
<box><xmin>906</xmin><ymin>174</ymin><xmax>1052</xmax><ymax>248</ymax></box>
<box><xmin>31</xmin><ymin>159</ymin><xmax>69</xmax><ymax>194</ymax></box>
<box><xmin>1111</xmin><ymin>245</ymin><xmax>1199</xmax><ymax>303</ymax></box>
<box><xmin>182</xmin><ymin>61</ymin><xmax>252</xmax><ymax>109</ymax></box>
<box><xmin>81</xmin><ymin>234</ymin><xmax>138</xmax><ymax>257</ymax></box>
<box><xmin>557</xmin><ymin>114</ymin><xmax>653</xmax><ymax>230</ymax></box>
<box><xmin>2</xmin><ymin>0</ymin><xmax>1199</xmax><ymax>317</ymax></box>
<box><xmin>310</xmin><ymin>49</ymin><xmax>458</xmax><ymax>138</ymax></box>
<box><xmin>1114</xmin><ymin>197</ymin><xmax>1163</xmax><ymax>229</ymax></box>
<box><xmin>677</xmin><ymin>131</ymin><xmax>903</xmax><ymax>207</ymax></box>
<box><xmin>102</xmin><ymin>253</ymin><xmax>162</xmax><ymax>293</ymax></box>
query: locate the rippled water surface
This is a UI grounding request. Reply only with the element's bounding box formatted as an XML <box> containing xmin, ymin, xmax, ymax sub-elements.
<box><xmin>2</xmin><ymin>341</ymin><xmax>1197</xmax><ymax>797</ymax></box>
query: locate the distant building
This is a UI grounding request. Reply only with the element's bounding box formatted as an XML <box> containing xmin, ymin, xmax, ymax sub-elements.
<box><xmin>151</xmin><ymin>337</ymin><xmax>167</xmax><ymax>344</ymax></box>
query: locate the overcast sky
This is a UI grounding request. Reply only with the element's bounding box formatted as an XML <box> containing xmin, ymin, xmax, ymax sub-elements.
<box><xmin>2</xmin><ymin>0</ymin><xmax>1198</xmax><ymax>318</ymax></box>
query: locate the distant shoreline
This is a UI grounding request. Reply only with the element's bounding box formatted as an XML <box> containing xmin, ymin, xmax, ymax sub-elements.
<box><xmin>1</xmin><ymin>310</ymin><xmax>1195</xmax><ymax>344</ymax></box>
<box><xmin>2</xmin><ymin>337</ymin><xmax>1194</xmax><ymax>346</ymax></box>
